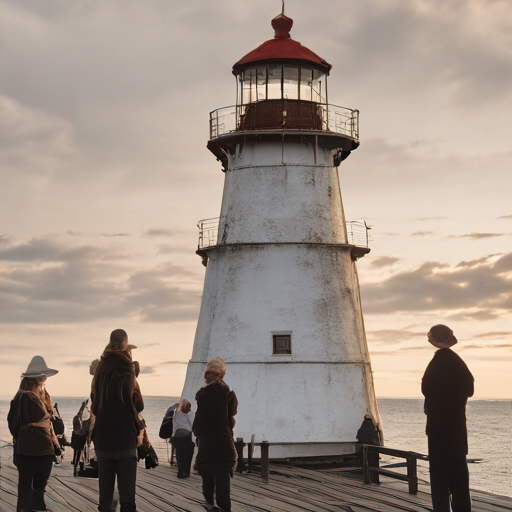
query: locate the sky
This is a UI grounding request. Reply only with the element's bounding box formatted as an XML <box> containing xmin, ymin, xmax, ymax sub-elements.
<box><xmin>1</xmin><ymin>0</ymin><xmax>511</xmax><ymax>400</ymax></box>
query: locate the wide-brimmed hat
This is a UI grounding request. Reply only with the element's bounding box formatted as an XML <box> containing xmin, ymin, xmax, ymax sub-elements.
<box><xmin>21</xmin><ymin>356</ymin><xmax>58</xmax><ymax>378</ymax></box>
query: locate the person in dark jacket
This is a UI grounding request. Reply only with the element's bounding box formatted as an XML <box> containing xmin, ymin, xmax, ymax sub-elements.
<box><xmin>91</xmin><ymin>329</ymin><xmax>144</xmax><ymax>512</ymax></box>
<box><xmin>7</xmin><ymin>356</ymin><xmax>61</xmax><ymax>512</ymax></box>
<box><xmin>356</xmin><ymin>414</ymin><xmax>383</xmax><ymax>446</ymax></box>
<box><xmin>422</xmin><ymin>324</ymin><xmax>474</xmax><ymax>512</ymax></box>
<box><xmin>193</xmin><ymin>358</ymin><xmax>238</xmax><ymax>512</ymax></box>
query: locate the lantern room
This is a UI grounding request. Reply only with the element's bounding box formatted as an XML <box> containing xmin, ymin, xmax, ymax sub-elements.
<box><xmin>207</xmin><ymin>10</ymin><xmax>360</xmax><ymax>169</ymax></box>
<box><xmin>231</xmin><ymin>12</ymin><xmax>331</xmax><ymax>132</ymax></box>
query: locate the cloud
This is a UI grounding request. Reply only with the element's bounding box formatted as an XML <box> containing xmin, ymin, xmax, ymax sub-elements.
<box><xmin>447</xmin><ymin>310</ymin><xmax>500</xmax><ymax>322</ymax></box>
<box><xmin>411</xmin><ymin>231</ymin><xmax>435</xmax><ymax>236</ymax></box>
<box><xmin>0</xmin><ymin>94</ymin><xmax>78</xmax><ymax>176</ymax></box>
<box><xmin>448</xmin><ymin>233</ymin><xmax>508</xmax><ymax>240</ymax></box>
<box><xmin>370</xmin><ymin>346</ymin><xmax>432</xmax><ymax>356</ymax></box>
<box><xmin>494</xmin><ymin>253</ymin><xmax>512</xmax><ymax>273</ymax></box>
<box><xmin>456</xmin><ymin>255</ymin><xmax>502</xmax><ymax>268</ymax></box>
<box><xmin>65</xmin><ymin>359</ymin><xmax>92</xmax><ymax>367</ymax></box>
<box><xmin>0</xmin><ymin>235</ymin><xmax>201</xmax><ymax>324</ymax></box>
<box><xmin>361</xmin><ymin>252</ymin><xmax>512</xmax><ymax>317</ymax></box>
<box><xmin>371</xmin><ymin>256</ymin><xmax>400</xmax><ymax>268</ymax></box>
<box><xmin>472</xmin><ymin>332</ymin><xmax>512</xmax><ymax>340</ymax></box>
<box><xmin>139</xmin><ymin>366</ymin><xmax>157</xmax><ymax>374</ymax></box>
<box><xmin>499</xmin><ymin>215</ymin><xmax>512</xmax><ymax>219</ymax></box>
<box><xmin>160</xmin><ymin>360</ymin><xmax>189</xmax><ymax>365</ymax></box>
<box><xmin>156</xmin><ymin>244</ymin><xmax>193</xmax><ymax>256</ymax></box>
<box><xmin>460</xmin><ymin>344</ymin><xmax>512</xmax><ymax>351</ymax></box>
<box><xmin>142</xmin><ymin>229</ymin><xmax>174</xmax><ymax>238</ymax></box>
<box><xmin>102</xmin><ymin>233</ymin><xmax>130</xmax><ymax>238</ymax></box>
<box><xmin>413</xmin><ymin>217</ymin><xmax>448</xmax><ymax>221</ymax></box>
<box><xmin>367</xmin><ymin>329</ymin><xmax>425</xmax><ymax>343</ymax></box>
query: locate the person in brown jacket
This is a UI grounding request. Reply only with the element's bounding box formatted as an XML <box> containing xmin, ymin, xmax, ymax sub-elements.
<box><xmin>91</xmin><ymin>329</ymin><xmax>144</xmax><ymax>512</ymax></box>
<box><xmin>193</xmin><ymin>358</ymin><xmax>238</xmax><ymax>512</ymax></box>
<box><xmin>422</xmin><ymin>324</ymin><xmax>474</xmax><ymax>512</ymax></box>
<box><xmin>7</xmin><ymin>356</ymin><xmax>61</xmax><ymax>512</ymax></box>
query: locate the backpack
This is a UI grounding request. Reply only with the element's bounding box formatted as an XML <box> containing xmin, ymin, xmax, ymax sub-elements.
<box><xmin>159</xmin><ymin>406</ymin><xmax>175</xmax><ymax>439</ymax></box>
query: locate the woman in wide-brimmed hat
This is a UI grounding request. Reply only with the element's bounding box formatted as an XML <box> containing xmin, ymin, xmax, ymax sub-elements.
<box><xmin>7</xmin><ymin>355</ymin><xmax>61</xmax><ymax>512</ymax></box>
<box><xmin>192</xmin><ymin>357</ymin><xmax>238</xmax><ymax>512</ymax></box>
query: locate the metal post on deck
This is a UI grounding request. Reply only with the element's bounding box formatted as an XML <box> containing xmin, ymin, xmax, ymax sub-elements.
<box><xmin>260</xmin><ymin>441</ymin><xmax>269</xmax><ymax>482</ymax></box>
<box><xmin>407</xmin><ymin>457</ymin><xmax>418</xmax><ymax>494</ymax></box>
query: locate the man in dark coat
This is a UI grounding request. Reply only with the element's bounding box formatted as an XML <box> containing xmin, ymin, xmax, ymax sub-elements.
<box><xmin>91</xmin><ymin>329</ymin><xmax>144</xmax><ymax>512</ymax></box>
<box><xmin>422</xmin><ymin>324</ymin><xmax>474</xmax><ymax>512</ymax></box>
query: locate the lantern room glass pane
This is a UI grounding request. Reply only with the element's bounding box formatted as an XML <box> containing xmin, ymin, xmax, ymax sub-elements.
<box><xmin>283</xmin><ymin>67</ymin><xmax>299</xmax><ymax>100</ymax></box>
<box><xmin>243</xmin><ymin>68</ymin><xmax>258</xmax><ymax>104</ymax></box>
<box><xmin>268</xmin><ymin>65</ymin><xmax>282</xmax><ymax>99</ymax></box>
<box><xmin>312</xmin><ymin>69</ymin><xmax>326</xmax><ymax>103</ymax></box>
<box><xmin>300</xmin><ymin>68</ymin><xmax>313</xmax><ymax>102</ymax></box>
<box><xmin>256</xmin><ymin>67</ymin><xmax>267</xmax><ymax>101</ymax></box>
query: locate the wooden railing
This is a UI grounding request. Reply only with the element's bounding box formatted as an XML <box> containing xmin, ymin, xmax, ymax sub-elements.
<box><xmin>234</xmin><ymin>438</ymin><xmax>429</xmax><ymax>495</ymax></box>
<box><xmin>360</xmin><ymin>444</ymin><xmax>429</xmax><ymax>494</ymax></box>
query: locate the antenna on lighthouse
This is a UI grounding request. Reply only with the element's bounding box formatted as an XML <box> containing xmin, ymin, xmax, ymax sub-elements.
<box><xmin>282</xmin><ymin>0</ymin><xmax>285</xmax><ymax>14</ymax></box>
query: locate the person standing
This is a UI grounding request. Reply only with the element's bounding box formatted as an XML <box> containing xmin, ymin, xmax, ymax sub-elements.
<box><xmin>7</xmin><ymin>356</ymin><xmax>61</xmax><ymax>512</ymax></box>
<box><xmin>193</xmin><ymin>358</ymin><xmax>238</xmax><ymax>512</ymax></box>
<box><xmin>422</xmin><ymin>324</ymin><xmax>474</xmax><ymax>512</ymax></box>
<box><xmin>91</xmin><ymin>329</ymin><xmax>144</xmax><ymax>512</ymax></box>
<box><xmin>170</xmin><ymin>399</ymin><xmax>195</xmax><ymax>478</ymax></box>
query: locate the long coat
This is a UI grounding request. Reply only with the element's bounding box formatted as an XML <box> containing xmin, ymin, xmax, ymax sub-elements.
<box><xmin>91</xmin><ymin>349</ymin><xmax>144</xmax><ymax>453</ymax></box>
<box><xmin>193</xmin><ymin>379</ymin><xmax>238</xmax><ymax>473</ymax></box>
<box><xmin>422</xmin><ymin>348</ymin><xmax>474</xmax><ymax>455</ymax></box>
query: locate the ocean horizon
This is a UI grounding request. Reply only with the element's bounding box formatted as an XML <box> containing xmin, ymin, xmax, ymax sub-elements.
<box><xmin>1</xmin><ymin>397</ymin><xmax>510</xmax><ymax>499</ymax></box>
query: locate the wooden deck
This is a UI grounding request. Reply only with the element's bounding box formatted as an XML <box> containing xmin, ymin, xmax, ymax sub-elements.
<box><xmin>1</xmin><ymin>446</ymin><xmax>511</xmax><ymax>512</ymax></box>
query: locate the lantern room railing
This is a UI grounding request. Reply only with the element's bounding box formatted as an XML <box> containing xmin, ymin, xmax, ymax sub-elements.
<box><xmin>197</xmin><ymin>218</ymin><xmax>370</xmax><ymax>250</ymax></box>
<box><xmin>210</xmin><ymin>101</ymin><xmax>359</xmax><ymax>141</ymax></box>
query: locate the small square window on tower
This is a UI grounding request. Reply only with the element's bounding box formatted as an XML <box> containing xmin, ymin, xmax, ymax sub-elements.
<box><xmin>273</xmin><ymin>334</ymin><xmax>291</xmax><ymax>355</ymax></box>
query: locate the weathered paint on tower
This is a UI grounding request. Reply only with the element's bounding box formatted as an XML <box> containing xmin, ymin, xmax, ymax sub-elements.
<box><xmin>181</xmin><ymin>11</ymin><xmax>380</xmax><ymax>458</ymax></box>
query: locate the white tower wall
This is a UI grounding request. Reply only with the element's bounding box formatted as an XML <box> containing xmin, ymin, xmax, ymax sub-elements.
<box><xmin>181</xmin><ymin>140</ymin><xmax>380</xmax><ymax>458</ymax></box>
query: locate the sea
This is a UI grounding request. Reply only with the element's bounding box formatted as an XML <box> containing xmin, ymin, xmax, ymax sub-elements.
<box><xmin>1</xmin><ymin>397</ymin><xmax>510</xmax><ymax>498</ymax></box>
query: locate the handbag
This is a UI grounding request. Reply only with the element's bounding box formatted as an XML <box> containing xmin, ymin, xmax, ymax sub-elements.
<box><xmin>52</xmin><ymin>416</ymin><xmax>65</xmax><ymax>436</ymax></box>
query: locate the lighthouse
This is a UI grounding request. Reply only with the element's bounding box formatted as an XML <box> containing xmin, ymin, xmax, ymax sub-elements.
<box><xmin>181</xmin><ymin>11</ymin><xmax>381</xmax><ymax>458</ymax></box>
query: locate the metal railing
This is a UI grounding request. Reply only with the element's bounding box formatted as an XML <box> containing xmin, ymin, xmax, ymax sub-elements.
<box><xmin>197</xmin><ymin>217</ymin><xmax>370</xmax><ymax>250</ymax></box>
<box><xmin>345</xmin><ymin>220</ymin><xmax>370</xmax><ymax>248</ymax></box>
<box><xmin>210</xmin><ymin>102</ymin><xmax>359</xmax><ymax>140</ymax></box>
<box><xmin>197</xmin><ymin>218</ymin><xmax>220</xmax><ymax>250</ymax></box>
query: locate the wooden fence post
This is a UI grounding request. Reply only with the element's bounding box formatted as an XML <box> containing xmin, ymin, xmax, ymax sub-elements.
<box><xmin>248</xmin><ymin>435</ymin><xmax>255</xmax><ymax>473</ymax></box>
<box><xmin>260</xmin><ymin>441</ymin><xmax>269</xmax><ymax>483</ymax></box>
<box><xmin>362</xmin><ymin>445</ymin><xmax>371</xmax><ymax>485</ymax></box>
<box><xmin>407</xmin><ymin>457</ymin><xmax>418</xmax><ymax>494</ymax></box>
<box><xmin>369</xmin><ymin>447</ymin><xmax>380</xmax><ymax>485</ymax></box>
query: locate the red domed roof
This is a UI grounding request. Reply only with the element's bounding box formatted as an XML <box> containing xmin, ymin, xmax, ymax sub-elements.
<box><xmin>232</xmin><ymin>13</ymin><xmax>332</xmax><ymax>75</ymax></box>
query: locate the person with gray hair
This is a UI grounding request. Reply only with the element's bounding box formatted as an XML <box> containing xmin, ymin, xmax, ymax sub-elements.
<box><xmin>193</xmin><ymin>358</ymin><xmax>238</xmax><ymax>512</ymax></box>
<box><xmin>170</xmin><ymin>399</ymin><xmax>194</xmax><ymax>478</ymax></box>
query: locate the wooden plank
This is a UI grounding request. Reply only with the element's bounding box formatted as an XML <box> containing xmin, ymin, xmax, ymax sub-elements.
<box><xmin>1</xmin><ymin>450</ymin><xmax>511</xmax><ymax>512</ymax></box>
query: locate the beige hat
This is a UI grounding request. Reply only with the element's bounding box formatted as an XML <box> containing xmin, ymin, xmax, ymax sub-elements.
<box><xmin>21</xmin><ymin>356</ymin><xmax>58</xmax><ymax>378</ymax></box>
